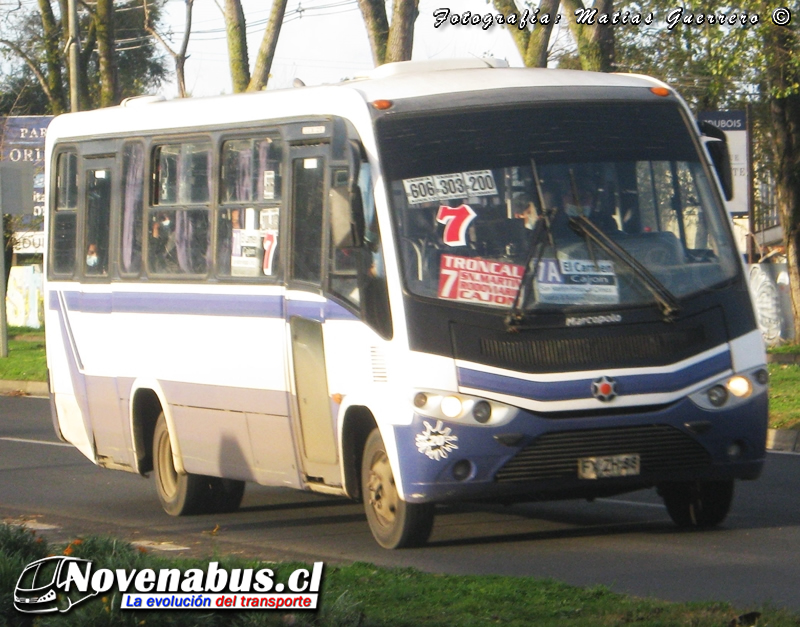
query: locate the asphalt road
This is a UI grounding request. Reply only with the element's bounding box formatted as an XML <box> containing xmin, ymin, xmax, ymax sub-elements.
<box><xmin>2</xmin><ymin>395</ymin><xmax>799</xmax><ymax>611</ymax></box>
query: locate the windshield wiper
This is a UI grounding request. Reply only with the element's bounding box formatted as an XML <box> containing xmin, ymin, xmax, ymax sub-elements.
<box><xmin>568</xmin><ymin>215</ymin><xmax>681</xmax><ymax>322</ymax></box>
<box><xmin>505</xmin><ymin>216</ymin><xmax>550</xmax><ymax>330</ymax></box>
<box><xmin>505</xmin><ymin>158</ymin><xmax>558</xmax><ymax>331</ymax></box>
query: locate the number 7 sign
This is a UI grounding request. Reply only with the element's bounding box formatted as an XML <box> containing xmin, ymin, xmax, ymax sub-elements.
<box><xmin>436</xmin><ymin>204</ymin><xmax>476</xmax><ymax>247</ymax></box>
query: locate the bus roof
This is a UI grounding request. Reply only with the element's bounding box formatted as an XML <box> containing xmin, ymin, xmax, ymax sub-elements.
<box><xmin>45</xmin><ymin>61</ymin><xmax>670</xmax><ymax>144</ymax></box>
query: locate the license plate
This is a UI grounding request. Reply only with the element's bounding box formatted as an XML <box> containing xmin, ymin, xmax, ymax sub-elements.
<box><xmin>578</xmin><ymin>453</ymin><xmax>640</xmax><ymax>479</ymax></box>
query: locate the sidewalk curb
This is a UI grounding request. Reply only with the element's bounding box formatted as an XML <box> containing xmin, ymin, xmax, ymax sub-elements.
<box><xmin>767</xmin><ymin>353</ymin><xmax>800</xmax><ymax>365</ymax></box>
<box><xmin>767</xmin><ymin>428</ymin><xmax>800</xmax><ymax>453</ymax></box>
<box><xmin>0</xmin><ymin>380</ymin><xmax>48</xmax><ymax>397</ymax></box>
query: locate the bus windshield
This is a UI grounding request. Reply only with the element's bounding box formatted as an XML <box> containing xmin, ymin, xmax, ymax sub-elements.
<box><xmin>378</xmin><ymin>101</ymin><xmax>740</xmax><ymax>314</ymax></box>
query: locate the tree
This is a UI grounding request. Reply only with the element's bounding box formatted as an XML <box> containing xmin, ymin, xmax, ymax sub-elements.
<box><xmin>759</xmin><ymin>0</ymin><xmax>800</xmax><ymax>340</ymax></box>
<box><xmin>615</xmin><ymin>0</ymin><xmax>756</xmax><ymax>110</ymax></box>
<box><xmin>0</xmin><ymin>0</ymin><xmax>168</xmax><ymax>113</ymax></box>
<box><xmin>561</xmin><ymin>0</ymin><xmax>615</xmax><ymax>71</ymax></box>
<box><xmin>358</xmin><ymin>0</ymin><xmax>419</xmax><ymax>66</ymax></box>
<box><xmin>492</xmin><ymin>0</ymin><xmax>614</xmax><ymax>71</ymax></box>
<box><xmin>492</xmin><ymin>0</ymin><xmax>560</xmax><ymax>67</ymax></box>
<box><xmin>613</xmin><ymin>0</ymin><xmax>800</xmax><ymax>341</ymax></box>
<box><xmin>222</xmin><ymin>0</ymin><xmax>288</xmax><ymax>93</ymax></box>
<box><xmin>0</xmin><ymin>71</ymin><xmax>52</xmax><ymax>117</ymax></box>
<box><xmin>144</xmin><ymin>0</ymin><xmax>193</xmax><ymax>98</ymax></box>
<box><xmin>96</xmin><ymin>0</ymin><xmax>118</xmax><ymax>107</ymax></box>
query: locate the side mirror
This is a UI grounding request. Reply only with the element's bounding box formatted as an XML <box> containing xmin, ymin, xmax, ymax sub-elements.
<box><xmin>330</xmin><ymin>184</ymin><xmax>365</xmax><ymax>249</ymax></box>
<box><xmin>699</xmin><ymin>121</ymin><xmax>734</xmax><ymax>201</ymax></box>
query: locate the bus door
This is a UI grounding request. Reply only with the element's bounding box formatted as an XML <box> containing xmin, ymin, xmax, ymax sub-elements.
<box><xmin>286</xmin><ymin>145</ymin><xmax>340</xmax><ymax>486</ymax></box>
<box><xmin>78</xmin><ymin>157</ymin><xmax>132</xmax><ymax>467</ymax></box>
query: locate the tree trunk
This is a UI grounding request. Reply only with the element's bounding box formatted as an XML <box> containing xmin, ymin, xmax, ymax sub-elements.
<box><xmin>247</xmin><ymin>0</ymin><xmax>288</xmax><ymax>91</ymax></box>
<box><xmin>492</xmin><ymin>0</ymin><xmax>560</xmax><ymax>68</ymax></box>
<box><xmin>96</xmin><ymin>0</ymin><xmax>118</xmax><ymax>107</ymax></box>
<box><xmin>78</xmin><ymin>20</ymin><xmax>97</xmax><ymax>110</ymax></box>
<box><xmin>36</xmin><ymin>0</ymin><xmax>67</xmax><ymax>113</ymax></box>
<box><xmin>561</xmin><ymin>0</ymin><xmax>615</xmax><ymax>72</ymax></box>
<box><xmin>224</xmin><ymin>0</ymin><xmax>250</xmax><ymax>92</ymax></box>
<box><xmin>385</xmin><ymin>0</ymin><xmax>418</xmax><ymax>63</ymax></box>
<box><xmin>763</xmin><ymin>16</ymin><xmax>800</xmax><ymax>341</ymax></box>
<box><xmin>357</xmin><ymin>0</ymin><xmax>389</xmax><ymax>66</ymax></box>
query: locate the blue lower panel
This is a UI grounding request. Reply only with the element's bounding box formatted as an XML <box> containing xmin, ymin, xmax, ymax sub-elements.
<box><xmin>393</xmin><ymin>392</ymin><xmax>768</xmax><ymax>504</ymax></box>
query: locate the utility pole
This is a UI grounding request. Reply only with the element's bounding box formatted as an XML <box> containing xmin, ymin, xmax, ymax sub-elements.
<box><xmin>67</xmin><ymin>0</ymin><xmax>81</xmax><ymax>112</ymax></box>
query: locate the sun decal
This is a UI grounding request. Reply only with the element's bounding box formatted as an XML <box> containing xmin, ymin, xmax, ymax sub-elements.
<box><xmin>415</xmin><ymin>420</ymin><xmax>459</xmax><ymax>461</ymax></box>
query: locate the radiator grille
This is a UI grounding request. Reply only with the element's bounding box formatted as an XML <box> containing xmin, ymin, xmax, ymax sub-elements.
<box><xmin>480</xmin><ymin>326</ymin><xmax>705</xmax><ymax>373</ymax></box>
<box><xmin>495</xmin><ymin>425</ymin><xmax>711</xmax><ymax>483</ymax></box>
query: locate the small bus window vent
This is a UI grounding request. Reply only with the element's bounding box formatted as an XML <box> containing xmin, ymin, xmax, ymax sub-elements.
<box><xmin>370</xmin><ymin>346</ymin><xmax>388</xmax><ymax>383</ymax></box>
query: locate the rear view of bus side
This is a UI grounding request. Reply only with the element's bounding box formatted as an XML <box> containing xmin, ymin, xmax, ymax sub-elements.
<box><xmin>44</xmin><ymin>60</ymin><xmax>768</xmax><ymax>549</ymax></box>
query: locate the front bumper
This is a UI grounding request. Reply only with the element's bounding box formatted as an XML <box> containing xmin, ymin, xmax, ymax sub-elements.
<box><xmin>393</xmin><ymin>390</ymin><xmax>768</xmax><ymax>504</ymax></box>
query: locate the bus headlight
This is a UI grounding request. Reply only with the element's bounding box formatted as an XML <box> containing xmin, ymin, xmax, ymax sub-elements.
<box><xmin>727</xmin><ymin>375</ymin><xmax>752</xmax><ymax>398</ymax></box>
<box><xmin>689</xmin><ymin>367</ymin><xmax>765</xmax><ymax>411</ymax></box>
<box><xmin>411</xmin><ymin>390</ymin><xmax>517</xmax><ymax>426</ymax></box>
<box><xmin>440</xmin><ymin>396</ymin><xmax>463</xmax><ymax>418</ymax></box>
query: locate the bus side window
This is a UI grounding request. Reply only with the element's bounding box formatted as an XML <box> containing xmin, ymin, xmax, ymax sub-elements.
<box><xmin>149</xmin><ymin>141</ymin><xmax>212</xmax><ymax>275</ymax></box>
<box><xmin>218</xmin><ymin>136</ymin><xmax>283</xmax><ymax>278</ymax></box>
<box><xmin>51</xmin><ymin>151</ymin><xmax>78</xmax><ymax>277</ymax></box>
<box><xmin>84</xmin><ymin>168</ymin><xmax>112</xmax><ymax>277</ymax></box>
<box><xmin>328</xmin><ymin>162</ymin><xmax>392</xmax><ymax>339</ymax></box>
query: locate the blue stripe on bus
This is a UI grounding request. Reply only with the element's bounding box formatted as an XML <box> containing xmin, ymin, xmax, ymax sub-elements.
<box><xmin>52</xmin><ymin>290</ymin><xmax>358</xmax><ymax>320</ymax></box>
<box><xmin>457</xmin><ymin>349</ymin><xmax>732</xmax><ymax>402</ymax></box>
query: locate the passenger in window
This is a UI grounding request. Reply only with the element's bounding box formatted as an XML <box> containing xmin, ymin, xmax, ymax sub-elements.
<box><xmin>512</xmin><ymin>192</ymin><xmax>538</xmax><ymax>229</ymax></box>
<box><xmin>150</xmin><ymin>212</ymin><xmax>178</xmax><ymax>272</ymax></box>
<box><xmin>231</xmin><ymin>208</ymin><xmax>243</xmax><ymax>229</ymax></box>
<box><xmin>86</xmin><ymin>243</ymin><xmax>102</xmax><ymax>274</ymax></box>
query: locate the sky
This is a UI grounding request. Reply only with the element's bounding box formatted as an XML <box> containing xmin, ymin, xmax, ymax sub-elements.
<box><xmin>157</xmin><ymin>0</ymin><xmax>543</xmax><ymax>97</ymax></box>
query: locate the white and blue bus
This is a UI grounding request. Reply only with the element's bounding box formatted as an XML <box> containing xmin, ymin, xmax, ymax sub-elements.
<box><xmin>44</xmin><ymin>59</ymin><xmax>768</xmax><ymax>549</ymax></box>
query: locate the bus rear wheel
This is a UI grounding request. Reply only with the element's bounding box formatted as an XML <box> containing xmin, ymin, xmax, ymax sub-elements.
<box><xmin>361</xmin><ymin>429</ymin><xmax>434</xmax><ymax>549</ymax></box>
<box><xmin>152</xmin><ymin>413</ymin><xmax>245</xmax><ymax>515</ymax></box>
<box><xmin>659</xmin><ymin>479</ymin><xmax>734</xmax><ymax>528</ymax></box>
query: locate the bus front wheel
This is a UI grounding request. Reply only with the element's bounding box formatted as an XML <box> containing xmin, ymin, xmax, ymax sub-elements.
<box><xmin>659</xmin><ymin>479</ymin><xmax>734</xmax><ymax>528</ymax></box>
<box><xmin>361</xmin><ymin>429</ymin><xmax>434</xmax><ymax>549</ymax></box>
<box><xmin>152</xmin><ymin>413</ymin><xmax>245</xmax><ymax>515</ymax></box>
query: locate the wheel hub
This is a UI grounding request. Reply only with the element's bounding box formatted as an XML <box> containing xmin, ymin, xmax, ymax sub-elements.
<box><xmin>157</xmin><ymin>432</ymin><xmax>178</xmax><ymax>497</ymax></box>
<box><xmin>367</xmin><ymin>452</ymin><xmax>398</xmax><ymax>526</ymax></box>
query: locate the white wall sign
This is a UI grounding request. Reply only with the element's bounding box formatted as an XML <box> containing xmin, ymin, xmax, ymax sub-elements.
<box><xmin>698</xmin><ymin>110</ymin><xmax>749</xmax><ymax>218</ymax></box>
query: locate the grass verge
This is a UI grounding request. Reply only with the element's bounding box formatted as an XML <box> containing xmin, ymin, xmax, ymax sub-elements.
<box><xmin>0</xmin><ymin>327</ymin><xmax>46</xmax><ymax>382</ymax></box>
<box><xmin>0</xmin><ymin>524</ymin><xmax>797</xmax><ymax>627</ymax></box>
<box><xmin>768</xmin><ymin>343</ymin><xmax>800</xmax><ymax>354</ymax></box>
<box><xmin>767</xmin><ymin>362</ymin><xmax>800</xmax><ymax>429</ymax></box>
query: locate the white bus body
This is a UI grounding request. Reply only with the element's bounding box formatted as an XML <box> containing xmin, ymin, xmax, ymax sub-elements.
<box><xmin>45</xmin><ymin>60</ymin><xmax>767</xmax><ymax>548</ymax></box>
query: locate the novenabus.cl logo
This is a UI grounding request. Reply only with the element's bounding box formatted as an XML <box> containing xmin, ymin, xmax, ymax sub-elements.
<box><xmin>15</xmin><ymin>556</ymin><xmax>324</xmax><ymax>613</ymax></box>
<box><xmin>14</xmin><ymin>556</ymin><xmax>97</xmax><ymax>614</ymax></box>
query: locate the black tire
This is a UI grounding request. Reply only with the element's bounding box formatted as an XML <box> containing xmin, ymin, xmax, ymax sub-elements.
<box><xmin>659</xmin><ymin>479</ymin><xmax>734</xmax><ymax>528</ymax></box>
<box><xmin>209</xmin><ymin>477</ymin><xmax>246</xmax><ymax>513</ymax></box>
<box><xmin>361</xmin><ymin>428</ymin><xmax>434</xmax><ymax>549</ymax></box>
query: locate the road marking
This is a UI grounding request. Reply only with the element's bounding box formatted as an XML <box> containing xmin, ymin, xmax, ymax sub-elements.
<box><xmin>6</xmin><ymin>520</ymin><xmax>62</xmax><ymax>531</ymax></box>
<box><xmin>597</xmin><ymin>498</ymin><xmax>665</xmax><ymax>509</ymax></box>
<box><xmin>0</xmin><ymin>436</ymin><xmax>72</xmax><ymax>448</ymax></box>
<box><xmin>132</xmin><ymin>540</ymin><xmax>190</xmax><ymax>551</ymax></box>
